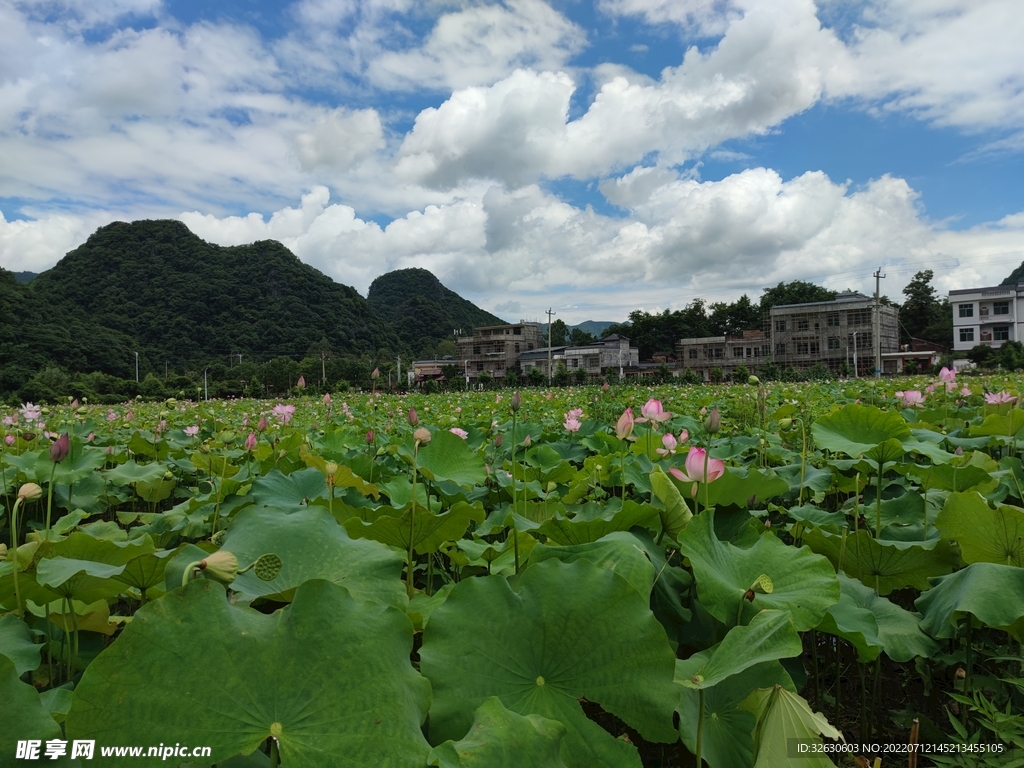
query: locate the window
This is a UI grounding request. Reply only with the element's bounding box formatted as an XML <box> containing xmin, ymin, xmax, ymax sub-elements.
<box><xmin>849</xmin><ymin>310</ymin><xmax>871</xmax><ymax>325</ymax></box>
<box><xmin>515</xmin><ymin>343</ymin><xmax>520</xmax><ymax>352</ymax></box>
<box><xmin>994</xmin><ymin>301</ymin><xmax>1010</xmax><ymax>315</ymax></box>
<box><xmin>994</xmin><ymin>326</ymin><xmax>1010</xmax><ymax>341</ymax></box>
<box><xmin>810</xmin><ymin>341</ymin><xmax>820</xmax><ymax>354</ymax></box>
<box><xmin>775</xmin><ymin>343</ymin><xmax>786</xmax><ymax>355</ymax></box>
<box><xmin>827</xmin><ymin>313</ymin><xmax>839</xmax><ymax>327</ymax></box>
<box><xmin>475</xmin><ymin>362</ymin><xmax>484</xmax><ymax>371</ymax></box>
<box><xmin>514</xmin><ymin>327</ymin><xmax>521</xmax><ymax>335</ymax></box>
<box><xmin>713</xmin><ymin>348</ymin><xmax>723</xmax><ymax>358</ymax></box>
<box><xmin>796</xmin><ymin>341</ymin><xmax>809</xmax><ymax>354</ymax></box>
<box><xmin>689</xmin><ymin>349</ymin><xmax>697</xmax><ymax>359</ymax></box>
<box><xmin>473</xmin><ymin>345</ymin><xmax>481</xmax><ymax>355</ymax></box>
<box><xmin>733</xmin><ymin>346</ymin><xmax>744</xmax><ymax>357</ymax></box>
<box><xmin>958</xmin><ymin>304</ymin><xmax>974</xmax><ymax>318</ymax></box>
<box><xmin>959</xmin><ymin>328</ymin><xmax>974</xmax><ymax>342</ymax></box>
<box><xmin>570</xmin><ymin>358</ymin><xmax>578</xmax><ymax>368</ymax></box>
<box><xmin>775</xmin><ymin>320</ymin><xmax>787</xmax><ymax>332</ymax></box>
<box><xmin>796</xmin><ymin>319</ymin><xmax>809</xmax><ymax>331</ymax></box>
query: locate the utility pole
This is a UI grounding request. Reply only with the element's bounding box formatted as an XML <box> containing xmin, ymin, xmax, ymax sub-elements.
<box><xmin>545</xmin><ymin>308</ymin><xmax>555</xmax><ymax>384</ymax></box>
<box><xmin>236</xmin><ymin>353</ymin><xmax>243</xmax><ymax>366</ymax></box>
<box><xmin>397</xmin><ymin>355</ymin><xmax>401</xmax><ymax>388</ymax></box>
<box><xmin>321</xmin><ymin>350</ymin><xmax>326</xmax><ymax>387</ymax></box>
<box><xmin>873</xmin><ymin>267</ymin><xmax>885</xmax><ymax>379</ymax></box>
<box><xmin>132</xmin><ymin>350</ymin><xmax>139</xmax><ymax>382</ymax></box>
<box><xmin>851</xmin><ymin>331</ymin><xmax>859</xmax><ymax>378</ymax></box>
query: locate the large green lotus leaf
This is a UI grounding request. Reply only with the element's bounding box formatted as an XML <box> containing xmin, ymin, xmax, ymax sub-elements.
<box><xmin>224</xmin><ymin>505</ymin><xmax>407</xmax><ymax>607</ymax></box>
<box><xmin>251</xmin><ymin>467</ymin><xmax>327</xmax><ymax>507</ymax></box>
<box><xmin>36</xmin><ymin>556</ymin><xmax>128</xmax><ymax>603</ymax></box>
<box><xmin>0</xmin><ymin>654</ymin><xmax>62</xmax><ymax>757</ymax></box>
<box><xmin>677</xmin><ymin>610</ymin><xmax>802</xmax><ymax>690</ymax></box>
<box><xmin>344</xmin><ymin>501</ymin><xmax>485</xmax><ymax>555</ymax></box>
<box><xmin>817</xmin><ymin>582</ymin><xmax>881</xmax><ymax>663</ymax></box>
<box><xmin>704</xmin><ymin>467</ymin><xmax>791</xmax><ymax>508</ymax></box>
<box><xmin>529</xmin><ymin>532</ymin><xmax>656</xmax><ymax>598</ymax></box>
<box><xmin>650</xmin><ymin>466</ymin><xmax>692</xmax><ymax>540</ymax></box>
<box><xmin>775</xmin><ymin>464</ymin><xmax>833</xmax><ymax>494</ymax></box>
<box><xmin>418</xmin><ymin>429</ymin><xmax>486</xmax><ymax>487</ymax></box>
<box><xmin>911</xmin><ymin>462</ymin><xmax>998</xmax><ymax>493</ymax></box>
<box><xmin>420</xmin><ymin>559</ymin><xmax>679</xmax><ymax>768</ymax></box>
<box><xmin>66</xmin><ymin>579</ymin><xmax>432</xmax><ymax>767</ymax></box>
<box><xmin>34</xmin><ymin>442</ymin><xmax>107</xmax><ymax>486</ymax></box>
<box><xmin>427</xmin><ymin>697</ymin><xmax>568</xmax><ymax>768</ymax></box>
<box><xmin>299</xmin><ymin>446</ymin><xmax>379</xmax><ymax>498</ymax></box>
<box><xmin>970</xmin><ymin>409</ymin><xmax>1024</xmax><ymax>439</ymax></box>
<box><xmin>803</xmin><ymin>528</ymin><xmax>958</xmax><ymax>595</ymax></box>
<box><xmin>936</xmin><ymin>492</ymin><xmax>1024</xmax><ymax>566</ymax></box>
<box><xmin>901</xmin><ymin>438</ymin><xmax>956</xmax><ymax>465</ymax></box>
<box><xmin>811</xmin><ymin>404</ymin><xmax>910</xmax><ymax>457</ymax></box>
<box><xmin>824</xmin><ymin>574</ymin><xmax>938</xmax><ymax>662</ymax></box>
<box><xmin>0</xmin><ymin>613</ymin><xmax>41</xmax><ymax>674</ymax></box>
<box><xmin>24</xmin><ymin>533</ymin><xmax>156</xmax><ymax>604</ymax></box>
<box><xmin>676</xmin><ymin>660</ymin><xmax>794</xmax><ymax>768</ymax></box>
<box><xmin>55</xmin><ymin>472</ymin><xmax>108</xmax><ymax>514</ymax></box>
<box><xmin>916</xmin><ymin>563</ymin><xmax>1024</xmax><ymax>640</ymax></box>
<box><xmin>785</xmin><ymin>505</ymin><xmax>846</xmax><ymax>533</ymax></box>
<box><xmin>739</xmin><ymin>685</ymin><xmax>841</xmax><ymax>768</ymax></box>
<box><xmin>104</xmin><ymin>459</ymin><xmax>169</xmax><ymax>487</ymax></box>
<box><xmin>536</xmin><ymin>500</ymin><xmax>657</xmax><ymax>546</ymax></box>
<box><xmin>678</xmin><ymin>511</ymin><xmax>839</xmax><ymax>631</ymax></box>
<box><xmin>115</xmin><ymin>548</ymin><xmax>176</xmax><ymax>596</ymax></box>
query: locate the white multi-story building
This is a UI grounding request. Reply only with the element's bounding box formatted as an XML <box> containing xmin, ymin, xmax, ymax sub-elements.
<box><xmin>950</xmin><ymin>284</ymin><xmax>1020</xmax><ymax>352</ymax></box>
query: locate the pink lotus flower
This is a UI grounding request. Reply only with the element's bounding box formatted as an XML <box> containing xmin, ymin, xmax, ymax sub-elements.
<box><xmin>449</xmin><ymin>427</ymin><xmax>469</xmax><ymax>439</ymax></box>
<box><xmin>4</xmin><ymin>435</ymin><xmax>15</xmax><ymax>445</ymax></box>
<box><xmin>566</xmin><ymin>408</ymin><xmax>584</xmax><ymax>421</ymax></box>
<box><xmin>184</xmin><ymin>425</ymin><xmax>199</xmax><ymax>437</ymax></box>
<box><xmin>925</xmin><ymin>384</ymin><xmax>935</xmax><ymax>393</ymax></box>
<box><xmin>564</xmin><ymin>416</ymin><xmax>582</xmax><ymax>433</ymax></box>
<box><xmin>939</xmin><ymin>366</ymin><xmax>956</xmax><ymax>383</ymax></box>
<box><xmin>960</xmin><ymin>386</ymin><xmax>971</xmax><ymax>397</ymax></box>
<box><xmin>297</xmin><ymin>376</ymin><xmax>306</xmax><ymax>389</ymax></box>
<box><xmin>323</xmin><ymin>393</ymin><xmax>332</xmax><ymax>406</ymax></box>
<box><xmin>895</xmin><ymin>390</ymin><xmax>926</xmax><ymax>408</ymax></box>
<box><xmin>107</xmin><ymin>410</ymin><xmax>118</xmax><ymax>421</ymax></box>
<box><xmin>636</xmin><ymin>398</ymin><xmax>671</xmax><ymax>424</ymax></box>
<box><xmin>656</xmin><ymin>433</ymin><xmax>678</xmax><ymax>457</ymax></box>
<box><xmin>20</xmin><ymin>403</ymin><xmax>41</xmax><ymax>422</ymax></box>
<box><xmin>272</xmin><ymin>404</ymin><xmax>296</xmax><ymax>424</ymax></box>
<box><xmin>244</xmin><ymin>432</ymin><xmax>258</xmax><ymax>451</ymax></box>
<box><xmin>1</xmin><ymin>415</ymin><xmax>17</xmax><ymax>426</ymax></box>
<box><xmin>615</xmin><ymin>408</ymin><xmax>635</xmax><ymax>440</ymax></box>
<box><xmin>669</xmin><ymin>447</ymin><xmax>726</xmax><ymax>496</ymax></box>
<box><xmin>70</xmin><ymin>399</ymin><xmax>79</xmax><ymax>408</ymax></box>
<box><xmin>984</xmin><ymin>391</ymin><xmax>1017</xmax><ymax>405</ymax></box>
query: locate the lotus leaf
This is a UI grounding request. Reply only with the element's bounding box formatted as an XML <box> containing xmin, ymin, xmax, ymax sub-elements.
<box><xmin>936</xmin><ymin>492</ymin><xmax>1024</xmax><ymax>566</ymax></box>
<box><xmin>420</xmin><ymin>559</ymin><xmax>679</xmax><ymax>768</ymax></box>
<box><xmin>66</xmin><ymin>579</ymin><xmax>432</xmax><ymax>767</ymax></box>
<box><xmin>811</xmin><ymin>404</ymin><xmax>911</xmax><ymax>457</ymax></box>
<box><xmin>703</xmin><ymin>467</ymin><xmax>791</xmax><ymax>508</ymax></box>
<box><xmin>426</xmin><ymin>697</ymin><xmax>568</xmax><ymax>768</ymax></box>
<box><xmin>916</xmin><ymin>562</ymin><xmax>1024</xmax><ymax>640</ymax></box>
<box><xmin>529</xmin><ymin>532</ymin><xmax>656</xmax><ymax>597</ymax></box>
<box><xmin>418</xmin><ymin>428</ymin><xmax>487</xmax><ymax>487</ymax></box>
<box><xmin>104</xmin><ymin>459</ymin><xmax>169</xmax><ymax>487</ymax></box>
<box><xmin>679</xmin><ymin>511</ymin><xmax>839</xmax><ymax>630</ymax></box>
<box><xmin>344</xmin><ymin>501</ymin><xmax>485</xmax><ymax>555</ymax></box>
<box><xmin>0</xmin><ymin>654</ymin><xmax>62</xmax><ymax>757</ymax></box>
<box><xmin>739</xmin><ymin>684</ymin><xmax>841</xmax><ymax>768</ymax></box>
<box><xmin>0</xmin><ymin>613</ymin><xmax>41</xmax><ymax>674</ymax></box>
<box><xmin>650</xmin><ymin>465</ymin><xmax>692</xmax><ymax>539</ymax></box>
<box><xmin>224</xmin><ymin>505</ymin><xmax>407</xmax><ymax>607</ymax></box>
<box><xmin>251</xmin><ymin>467</ymin><xmax>327</xmax><ymax>507</ymax></box>
<box><xmin>536</xmin><ymin>500</ymin><xmax>657</xmax><ymax>545</ymax></box>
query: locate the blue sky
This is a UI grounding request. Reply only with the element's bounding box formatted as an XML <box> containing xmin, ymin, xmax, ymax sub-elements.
<box><xmin>1</xmin><ymin>0</ymin><xmax>1022</xmax><ymax>323</ymax></box>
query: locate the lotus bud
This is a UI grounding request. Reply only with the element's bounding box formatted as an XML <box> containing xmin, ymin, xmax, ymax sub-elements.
<box><xmin>748</xmin><ymin>375</ymin><xmax>759</xmax><ymax>386</ymax></box>
<box><xmin>494</xmin><ymin>434</ymin><xmax>503</xmax><ymax>448</ymax></box>
<box><xmin>511</xmin><ymin>392</ymin><xmax>521</xmax><ymax>413</ymax></box>
<box><xmin>372</xmin><ymin>367</ymin><xmax>380</xmax><ymax>379</ymax></box>
<box><xmin>18</xmin><ymin>483</ymin><xmax>43</xmax><ymax>501</ymax></box>
<box><xmin>954</xmin><ymin>446</ymin><xmax>963</xmax><ymax>456</ymax></box>
<box><xmin>747</xmin><ymin>494</ymin><xmax>757</xmax><ymax>509</ymax></box>
<box><xmin>703</xmin><ymin>406</ymin><xmax>721</xmax><ymax>435</ymax></box>
<box><xmin>764</xmin><ymin>519</ymin><xmax>771</xmax><ymax>529</ymax></box>
<box><xmin>523</xmin><ymin>434</ymin><xmax>531</xmax><ymax>448</ymax></box>
<box><xmin>323</xmin><ymin>393</ymin><xmax>332</xmax><ymax>406</ymax></box>
<box><xmin>49</xmin><ymin>432</ymin><xmax>70</xmax><ymax>463</ymax></box>
<box><xmin>200</xmin><ymin>550</ymin><xmax>239</xmax><ymax>584</ymax></box>
<box><xmin>602</xmin><ymin>382</ymin><xmax>610</xmax><ymax>392</ymax></box>
<box><xmin>365</xmin><ymin>430</ymin><xmax>375</xmax><ymax>444</ymax></box>
<box><xmin>408</xmin><ymin>407</ymin><xmax>419</xmax><ymax>426</ymax></box>
<box><xmin>297</xmin><ymin>376</ymin><xmax>306</xmax><ymax>389</ymax></box>
<box><xmin>257</xmin><ymin>417</ymin><xmax>268</xmax><ymax>433</ymax></box>
<box><xmin>414</xmin><ymin>427</ymin><xmax>431</xmax><ymax>444</ymax></box>
<box><xmin>244</xmin><ymin>432</ymin><xmax>258</xmax><ymax>451</ymax></box>
<box><xmin>778</xmin><ymin>418</ymin><xmax>793</xmax><ymax>429</ymax></box>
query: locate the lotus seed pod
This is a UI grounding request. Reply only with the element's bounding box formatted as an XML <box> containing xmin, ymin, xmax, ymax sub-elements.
<box><xmin>253</xmin><ymin>553</ymin><xmax>283</xmax><ymax>581</ymax></box>
<box><xmin>753</xmin><ymin>574</ymin><xmax>774</xmax><ymax>594</ymax></box>
<box><xmin>18</xmin><ymin>483</ymin><xmax>43</xmax><ymax>501</ymax></box>
<box><xmin>0</xmin><ymin>543</ymin><xmax>7</xmax><ymax>559</ymax></box>
<box><xmin>748</xmin><ymin>375</ymin><xmax>760</xmax><ymax>385</ymax></box>
<box><xmin>200</xmin><ymin>550</ymin><xmax>238</xmax><ymax>584</ymax></box>
<box><xmin>163</xmin><ymin>470</ymin><xmax>174</xmax><ymax>480</ymax></box>
<box><xmin>414</xmin><ymin>427</ymin><xmax>431</xmax><ymax>444</ymax></box>
<box><xmin>211</xmin><ymin>530</ymin><xmax>227</xmax><ymax>548</ymax></box>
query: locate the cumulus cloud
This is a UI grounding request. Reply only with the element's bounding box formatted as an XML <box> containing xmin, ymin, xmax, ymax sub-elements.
<box><xmin>599</xmin><ymin>0</ymin><xmax>740</xmax><ymax>36</ymax></box>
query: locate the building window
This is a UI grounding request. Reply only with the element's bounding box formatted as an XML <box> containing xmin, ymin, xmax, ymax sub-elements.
<box><xmin>810</xmin><ymin>341</ymin><xmax>820</xmax><ymax>354</ymax></box>
<box><xmin>850</xmin><ymin>310</ymin><xmax>871</xmax><ymax>325</ymax></box>
<box><xmin>733</xmin><ymin>347</ymin><xmax>744</xmax><ymax>357</ymax></box>
<box><xmin>994</xmin><ymin>301</ymin><xmax>1010</xmax><ymax>315</ymax></box>
<box><xmin>994</xmin><ymin>326</ymin><xmax>1010</xmax><ymax>341</ymax></box>
<box><xmin>473</xmin><ymin>345</ymin><xmax>481</xmax><ymax>355</ymax></box>
<box><xmin>827</xmin><ymin>313</ymin><xmax>839</xmax><ymax>327</ymax></box>
<box><xmin>827</xmin><ymin>337</ymin><xmax>841</xmax><ymax>350</ymax></box>
<box><xmin>475</xmin><ymin>362</ymin><xmax>484</xmax><ymax>371</ymax></box>
<box><xmin>775</xmin><ymin>343</ymin><xmax>786</xmax><ymax>355</ymax></box>
<box><xmin>513</xmin><ymin>327</ymin><xmax>521</xmax><ymax>335</ymax></box>
<box><xmin>959</xmin><ymin>328</ymin><xmax>974</xmax><ymax>342</ymax></box>
<box><xmin>713</xmin><ymin>348</ymin><xmax>723</xmax><ymax>358</ymax></box>
<box><xmin>688</xmin><ymin>349</ymin><xmax>697</xmax><ymax>359</ymax></box>
<box><xmin>796</xmin><ymin>319</ymin><xmax>809</xmax><ymax>331</ymax></box>
<box><xmin>515</xmin><ymin>343</ymin><xmax>520</xmax><ymax>352</ymax></box>
<box><xmin>958</xmin><ymin>304</ymin><xmax>974</xmax><ymax>318</ymax></box>
<box><xmin>796</xmin><ymin>341</ymin><xmax>809</xmax><ymax>354</ymax></box>
<box><xmin>775</xmin><ymin>320</ymin><xmax>787</xmax><ymax>332</ymax></box>
<box><xmin>570</xmin><ymin>358</ymin><xmax>578</xmax><ymax>368</ymax></box>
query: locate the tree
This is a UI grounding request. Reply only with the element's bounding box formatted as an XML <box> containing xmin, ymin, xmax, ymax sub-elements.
<box><xmin>547</xmin><ymin>319</ymin><xmax>568</xmax><ymax>346</ymax></box>
<box><xmin>568</xmin><ymin>327</ymin><xmax>597</xmax><ymax>346</ymax></box>
<box><xmin>709</xmin><ymin>294</ymin><xmax>761</xmax><ymax>336</ymax></box>
<box><xmin>759</xmin><ymin>281</ymin><xmax>837</xmax><ymax>313</ymax></box>
<box><xmin>901</xmin><ymin>271</ymin><xmax>952</xmax><ymax>347</ymax></box>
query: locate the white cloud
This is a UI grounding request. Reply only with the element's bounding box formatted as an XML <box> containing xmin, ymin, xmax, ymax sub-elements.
<box><xmin>295</xmin><ymin>107</ymin><xmax>385</xmax><ymax>171</ymax></box>
<box><xmin>368</xmin><ymin>0</ymin><xmax>586</xmax><ymax>91</ymax></box>
<box><xmin>0</xmin><ymin>210</ymin><xmax>108</xmax><ymax>273</ymax></box>
<box><xmin>599</xmin><ymin>0</ymin><xmax>740</xmax><ymax>36</ymax></box>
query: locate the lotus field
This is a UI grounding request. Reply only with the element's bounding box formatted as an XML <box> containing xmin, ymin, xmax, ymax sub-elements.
<box><xmin>3</xmin><ymin>372</ymin><xmax>1024</xmax><ymax>767</ymax></box>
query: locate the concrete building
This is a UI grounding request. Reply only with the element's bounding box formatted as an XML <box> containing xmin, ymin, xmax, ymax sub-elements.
<box><xmin>950</xmin><ymin>283</ymin><xmax>1021</xmax><ymax>353</ymax></box>
<box><xmin>769</xmin><ymin>291</ymin><xmax>900</xmax><ymax>376</ymax></box>
<box><xmin>455</xmin><ymin>322</ymin><xmax>542</xmax><ymax>381</ymax></box>
<box><xmin>677</xmin><ymin>330</ymin><xmax>769</xmax><ymax>382</ymax></box>
<box><xmin>518</xmin><ymin>335</ymin><xmax>640</xmax><ymax>379</ymax></box>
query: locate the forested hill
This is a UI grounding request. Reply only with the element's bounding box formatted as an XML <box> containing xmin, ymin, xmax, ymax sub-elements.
<box><xmin>367</xmin><ymin>268</ymin><xmax>504</xmax><ymax>357</ymax></box>
<box><xmin>30</xmin><ymin>219</ymin><xmax>400</xmax><ymax>368</ymax></box>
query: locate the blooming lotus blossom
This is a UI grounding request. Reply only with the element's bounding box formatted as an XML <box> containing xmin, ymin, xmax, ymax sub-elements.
<box><xmin>20</xmin><ymin>403</ymin><xmax>41</xmax><ymax>422</ymax></box>
<box><xmin>669</xmin><ymin>447</ymin><xmax>726</xmax><ymax>496</ymax></box>
<box><xmin>939</xmin><ymin>367</ymin><xmax>956</xmax><ymax>383</ymax></box>
<box><xmin>566</xmin><ymin>408</ymin><xmax>584</xmax><ymax>421</ymax></box>
<box><xmin>272</xmin><ymin>404</ymin><xmax>296</xmax><ymax>424</ymax></box>
<box><xmin>4</xmin><ymin>435</ymin><xmax>15</xmax><ymax>445</ymax></box>
<box><xmin>1</xmin><ymin>415</ymin><xmax>16</xmax><ymax>426</ymax></box>
<box><xmin>960</xmin><ymin>386</ymin><xmax>971</xmax><ymax>397</ymax></box>
<box><xmin>984</xmin><ymin>391</ymin><xmax>1017</xmax><ymax>405</ymax></box>
<box><xmin>184</xmin><ymin>426</ymin><xmax>199</xmax><ymax>437</ymax></box>
<box><xmin>925</xmin><ymin>384</ymin><xmax>935</xmax><ymax>393</ymax></box>
<box><xmin>107</xmin><ymin>410</ymin><xmax>119</xmax><ymax>421</ymax></box>
<box><xmin>563</xmin><ymin>417</ymin><xmax>582</xmax><ymax>433</ymax></box>
<box><xmin>449</xmin><ymin>427</ymin><xmax>469</xmax><ymax>439</ymax></box>
<box><xmin>323</xmin><ymin>393</ymin><xmax>332</xmax><ymax>406</ymax></box>
<box><xmin>636</xmin><ymin>398</ymin><xmax>671</xmax><ymax>424</ymax></box>
<box><xmin>615</xmin><ymin>408</ymin><xmax>635</xmax><ymax>440</ymax></box>
<box><xmin>895</xmin><ymin>390</ymin><xmax>926</xmax><ymax>408</ymax></box>
<box><xmin>656</xmin><ymin>433</ymin><xmax>678</xmax><ymax>457</ymax></box>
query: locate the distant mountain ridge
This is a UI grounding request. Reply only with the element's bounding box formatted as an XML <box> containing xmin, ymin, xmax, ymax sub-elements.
<box><xmin>367</xmin><ymin>268</ymin><xmax>505</xmax><ymax>357</ymax></box>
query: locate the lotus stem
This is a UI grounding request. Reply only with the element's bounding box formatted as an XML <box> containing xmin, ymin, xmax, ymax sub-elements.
<box><xmin>875</xmin><ymin>459</ymin><xmax>883</xmax><ymax>539</ymax></box>
<box><xmin>511</xmin><ymin>413</ymin><xmax>517</xmax><ymax>516</ymax></box>
<box><xmin>696</xmin><ymin>688</ymin><xmax>705</xmax><ymax>768</ymax></box>
<box><xmin>799</xmin><ymin>417</ymin><xmax>807</xmax><ymax>506</ymax></box>
<box><xmin>9</xmin><ymin>498</ymin><xmax>24</xmax><ymax>618</ymax></box>
<box><xmin>269</xmin><ymin>738</ymin><xmax>280</xmax><ymax>768</ymax></box>
<box><xmin>408</xmin><ymin>444</ymin><xmax>419</xmax><ymax>598</ymax></box>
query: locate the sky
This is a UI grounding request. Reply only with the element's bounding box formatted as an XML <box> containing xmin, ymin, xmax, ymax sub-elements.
<box><xmin>1</xmin><ymin>0</ymin><xmax>1023</xmax><ymax>325</ymax></box>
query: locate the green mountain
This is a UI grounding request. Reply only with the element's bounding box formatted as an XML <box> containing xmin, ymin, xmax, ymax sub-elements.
<box><xmin>30</xmin><ymin>219</ymin><xmax>401</xmax><ymax>371</ymax></box>
<box><xmin>14</xmin><ymin>271</ymin><xmax>36</xmax><ymax>284</ymax></box>
<box><xmin>1002</xmin><ymin>263</ymin><xmax>1024</xmax><ymax>286</ymax></box>
<box><xmin>367</xmin><ymin>268</ymin><xmax>504</xmax><ymax>357</ymax></box>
